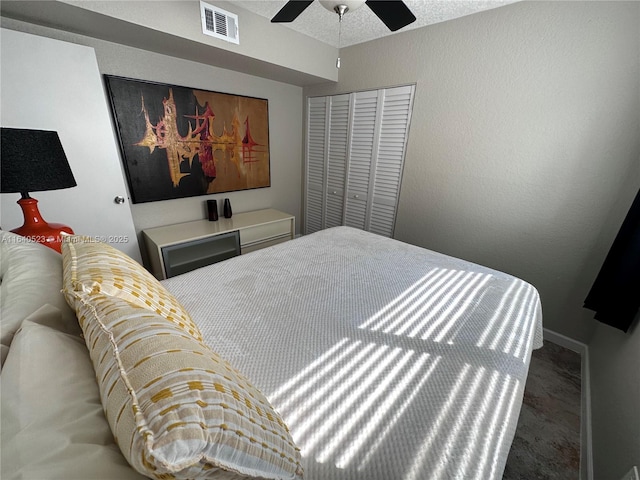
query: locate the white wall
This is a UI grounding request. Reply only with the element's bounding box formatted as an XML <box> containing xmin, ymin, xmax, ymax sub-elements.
<box><xmin>0</xmin><ymin>0</ymin><xmax>338</xmax><ymax>85</ymax></box>
<box><xmin>66</xmin><ymin>0</ymin><xmax>338</xmax><ymax>82</ymax></box>
<box><xmin>1</xmin><ymin>18</ymin><xmax>305</xmax><ymax>259</ymax></box>
<box><xmin>304</xmin><ymin>1</ymin><xmax>640</xmax><ymax>343</ymax></box>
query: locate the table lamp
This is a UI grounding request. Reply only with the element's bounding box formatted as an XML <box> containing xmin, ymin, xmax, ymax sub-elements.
<box><xmin>1</xmin><ymin>127</ymin><xmax>77</xmax><ymax>253</ymax></box>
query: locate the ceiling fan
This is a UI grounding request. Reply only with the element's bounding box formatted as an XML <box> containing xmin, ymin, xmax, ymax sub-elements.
<box><xmin>271</xmin><ymin>0</ymin><xmax>417</xmax><ymax>32</ymax></box>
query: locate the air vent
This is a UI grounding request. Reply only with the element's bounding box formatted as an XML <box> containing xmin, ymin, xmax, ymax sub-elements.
<box><xmin>200</xmin><ymin>1</ymin><xmax>239</xmax><ymax>44</ymax></box>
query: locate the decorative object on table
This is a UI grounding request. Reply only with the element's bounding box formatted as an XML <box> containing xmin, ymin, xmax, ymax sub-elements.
<box><xmin>207</xmin><ymin>199</ymin><xmax>218</xmax><ymax>221</ymax></box>
<box><xmin>104</xmin><ymin>75</ymin><xmax>270</xmax><ymax>204</ymax></box>
<box><xmin>223</xmin><ymin>198</ymin><xmax>232</xmax><ymax>218</ymax></box>
<box><xmin>0</xmin><ymin>127</ymin><xmax>77</xmax><ymax>253</ymax></box>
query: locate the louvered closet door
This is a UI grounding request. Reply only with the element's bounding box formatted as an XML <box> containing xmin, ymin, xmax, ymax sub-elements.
<box><xmin>344</xmin><ymin>90</ymin><xmax>380</xmax><ymax>230</ymax></box>
<box><xmin>369</xmin><ymin>85</ymin><xmax>415</xmax><ymax>236</ymax></box>
<box><xmin>305</xmin><ymin>85</ymin><xmax>414</xmax><ymax>237</ymax></box>
<box><xmin>325</xmin><ymin>94</ymin><xmax>351</xmax><ymax>228</ymax></box>
<box><xmin>306</xmin><ymin>96</ymin><xmax>328</xmax><ymax>234</ymax></box>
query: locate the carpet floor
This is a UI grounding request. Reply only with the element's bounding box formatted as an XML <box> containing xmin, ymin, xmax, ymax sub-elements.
<box><xmin>503</xmin><ymin>341</ymin><xmax>582</xmax><ymax>480</ymax></box>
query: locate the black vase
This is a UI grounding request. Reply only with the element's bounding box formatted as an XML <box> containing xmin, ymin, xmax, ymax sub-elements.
<box><xmin>207</xmin><ymin>199</ymin><xmax>218</xmax><ymax>221</ymax></box>
<box><xmin>223</xmin><ymin>198</ymin><xmax>232</xmax><ymax>218</ymax></box>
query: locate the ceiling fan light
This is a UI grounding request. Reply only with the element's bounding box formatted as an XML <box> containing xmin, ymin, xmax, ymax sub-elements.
<box><xmin>318</xmin><ymin>0</ymin><xmax>366</xmax><ymax>14</ymax></box>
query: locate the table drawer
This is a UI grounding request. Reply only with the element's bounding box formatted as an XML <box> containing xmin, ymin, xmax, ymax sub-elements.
<box><xmin>241</xmin><ymin>234</ymin><xmax>291</xmax><ymax>254</ymax></box>
<box><xmin>241</xmin><ymin>219</ymin><xmax>292</xmax><ymax>246</ymax></box>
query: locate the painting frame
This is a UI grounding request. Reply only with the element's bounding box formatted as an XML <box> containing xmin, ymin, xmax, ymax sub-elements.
<box><xmin>104</xmin><ymin>75</ymin><xmax>270</xmax><ymax>204</ymax></box>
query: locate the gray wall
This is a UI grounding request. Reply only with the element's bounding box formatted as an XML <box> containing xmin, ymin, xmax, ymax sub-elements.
<box><xmin>305</xmin><ymin>2</ymin><xmax>640</xmax><ymax>476</ymax></box>
<box><xmin>1</xmin><ymin>17</ymin><xmax>304</xmax><ymax>248</ymax></box>
<box><xmin>305</xmin><ymin>1</ymin><xmax>640</xmax><ymax>344</ymax></box>
<box><xmin>589</xmin><ymin>319</ymin><xmax>640</xmax><ymax>479</ymax></box>
<box><xmin>586</xmin><ymin>156</ymin><xmax>640</xmax><ymax>479</ymax></box>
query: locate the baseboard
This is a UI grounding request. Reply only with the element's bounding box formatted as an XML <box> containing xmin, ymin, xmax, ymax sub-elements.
<box><xmin>543</xmin><ymin>328</ymin><xmax>586</xmax><ymax>355</ymax></box>
<box><xmin>543</xmin><ymin>328</ymin><xmax>593</xmax><ymax>480</ymax></box>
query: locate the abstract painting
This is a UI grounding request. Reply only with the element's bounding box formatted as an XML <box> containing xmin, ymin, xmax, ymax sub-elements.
<box><xmin>105</xmin><ymin>75</ymin><xmax>270</xmax><ymax>203</ymax></box>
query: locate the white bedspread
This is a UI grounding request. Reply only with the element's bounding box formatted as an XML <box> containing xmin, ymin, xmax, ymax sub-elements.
<box><xmin>163</xmin><ymin>226</ymin><xmax>543</xmax><ymax>480</ymax></box>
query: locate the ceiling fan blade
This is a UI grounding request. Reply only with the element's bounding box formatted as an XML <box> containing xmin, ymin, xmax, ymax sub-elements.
<box><xmin>365</xmin><ymin>0</ymin><xmax>416</xmax><ymax>32</ymax></box>
<box><xmin>271</xmin><ymin>1</ymin><xmax>315</xmax><ymax>22</ymax></box>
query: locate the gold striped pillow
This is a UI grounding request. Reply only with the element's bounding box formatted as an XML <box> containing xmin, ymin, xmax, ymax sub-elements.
<box><xmin>71</xmin><ymin>292</ymin><xmax>303</xmax><ymax>480</ymax></box>
<box><xmin>61</xmin><ymin>236</ymin><xmax>202</xmax><ymax>341</ymax></box>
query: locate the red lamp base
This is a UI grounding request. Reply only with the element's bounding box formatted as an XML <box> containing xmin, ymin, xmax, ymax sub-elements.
<box><xmin>11</xmin><ymin>197</ymin><xmax>74</xmax><ymax>253</ymax></box>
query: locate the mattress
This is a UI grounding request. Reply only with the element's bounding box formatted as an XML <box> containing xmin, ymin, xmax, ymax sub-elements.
<box><xmin>163</xmin><ymin>226</ymin><xmax>543</xmax><ymax>480</ymax></box>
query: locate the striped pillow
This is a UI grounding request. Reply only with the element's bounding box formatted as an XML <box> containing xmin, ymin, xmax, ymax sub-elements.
<box><xmin>70</xmin><ymin>292</ymin><xmax>303</xmax><ymax>480</ymax></box>
<box><xmin>61</xmin><ymin>236</ymin><xmax>202</xmax><ymax>341</ymax></box>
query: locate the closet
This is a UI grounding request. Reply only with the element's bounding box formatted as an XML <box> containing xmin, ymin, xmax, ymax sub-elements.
<box><xmin>305</xmin><ymin>84</ymin><xmax>415</xmax><ymax>237</ymax></box>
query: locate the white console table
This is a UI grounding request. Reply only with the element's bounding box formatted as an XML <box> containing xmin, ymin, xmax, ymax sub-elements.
<box><xmin>142</xmin><ymin>209</ymin><xmax>295</xmax><ymax>279</ymax></box>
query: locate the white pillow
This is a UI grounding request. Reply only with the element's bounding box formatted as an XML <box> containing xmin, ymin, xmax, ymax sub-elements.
<box><xmin>67</xmin><ymin>292</ymin><xmax>303</xmax><ymax>480</ymax></box>
<box><xmin>0</xmin><ymin>305</ymin><xmax>147</xmax><ymax>480</ymax></box>
<box><xmin>61</xmin><ymin>234</ymin><xmax>202</xmax><ymax>340</ymax></box>
<box><xmin>0</xmin><ymin>231</ymin><xmax>79</xmax><ymax>365</ymax></box>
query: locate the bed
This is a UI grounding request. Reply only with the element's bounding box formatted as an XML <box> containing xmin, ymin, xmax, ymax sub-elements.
<box><xmin>0</xmin><ymin>226</ymin><xmax>543</xmax><ymax>480</ymax></box>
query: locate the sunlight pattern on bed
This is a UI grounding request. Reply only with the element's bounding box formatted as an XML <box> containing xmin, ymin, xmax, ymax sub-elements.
<box><xmin>163</xmin><ymin>226</ymin><xmax>544</xmax><ymax>480</ymax></box>
<box><xmin>359</xmin><ymin>268</ymin><xmax>493</xmax><ymax>340</ymax></box>
<box><xmin>264</xmin><ymin>338</ymin><xmax>527</xmax><ymax>479</ymax></box>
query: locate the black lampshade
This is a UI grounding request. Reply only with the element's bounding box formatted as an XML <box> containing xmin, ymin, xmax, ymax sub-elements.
<box><xmin>1</xmin><ymin>127</ymin><xmax>77</xmax><ymax>195</ymax></box>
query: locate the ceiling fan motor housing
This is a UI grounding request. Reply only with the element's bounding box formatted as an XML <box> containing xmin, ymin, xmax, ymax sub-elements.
<box><xmin>318</xmin><ymin>0</ymin><xmax>366</xmax><ymax>15</ymax></box>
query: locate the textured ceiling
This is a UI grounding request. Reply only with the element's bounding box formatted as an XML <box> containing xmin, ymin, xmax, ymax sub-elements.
<box><xmin>235</xmin><ymin>1</ymin><xmax>519</xmax><ymax>47</ymax></box>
